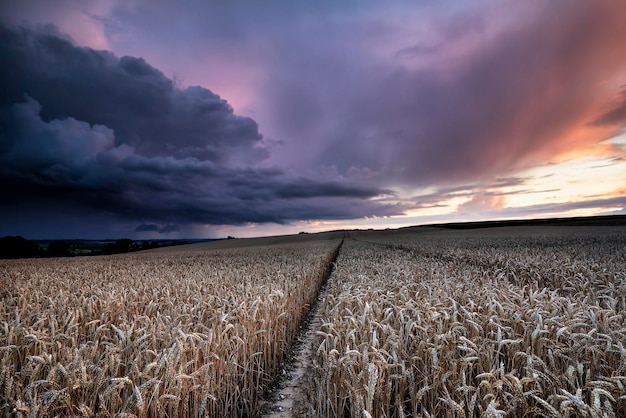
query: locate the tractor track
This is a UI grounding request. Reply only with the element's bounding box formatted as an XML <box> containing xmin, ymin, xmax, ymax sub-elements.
<box><xmin>260</xmin><ymin>236</ymin><xmax>345</xmax><ymax>417</ymax></box>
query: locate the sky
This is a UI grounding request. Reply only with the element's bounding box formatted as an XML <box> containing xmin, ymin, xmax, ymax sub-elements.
<box><xmin>1</xmin><ymin>0</ymin><xmax>625</xmax><ymax>239</ymax></box>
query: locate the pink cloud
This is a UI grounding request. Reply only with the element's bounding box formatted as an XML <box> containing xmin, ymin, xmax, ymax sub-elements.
<box><xmin>457</xmin><ymin>194</ymin><xmax>506</xmax><ymax>215</ymax></box>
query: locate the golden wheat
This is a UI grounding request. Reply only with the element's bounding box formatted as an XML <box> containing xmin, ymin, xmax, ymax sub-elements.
<box><xmin>307</xmin><ymin>227</ymin><xmax>626</xmax><ymax>417</ymax></box>
<box><xmin>1</xmin><ymin>236</ymin><xmax>342</xmax><ymax>417</ymax></box>
<box><xmin>3</xmin><ymin>226</ymin><xmax>625</xmax><ymax>417</ymax></box>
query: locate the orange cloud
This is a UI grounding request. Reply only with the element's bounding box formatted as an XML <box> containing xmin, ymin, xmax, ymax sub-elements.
<box><xmin>457</xmin><ymin>194</ymin><xmax>506</xmax><ymax>214</ymax></box>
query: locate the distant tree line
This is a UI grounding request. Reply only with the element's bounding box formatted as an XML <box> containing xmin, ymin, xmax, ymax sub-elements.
<box><xmin>99</xmin><ymin>239</ymin><xmax>185</xmax><ymax>254</ymax></box>
<box><xmin>0</xmin><ymin>236</ymin><xmax>189</xmax><ymax>259</ymax></box>
<box><xmin>0</xmin><ymin>236</ymin><xmax>42</xmax><ymax>258</ymax></box>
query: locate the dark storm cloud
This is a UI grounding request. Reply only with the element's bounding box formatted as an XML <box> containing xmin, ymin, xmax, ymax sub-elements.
<box><xmin>135</xmin><ymin>224</ymin><xmax>160</xmax><ymax>232</ymax></box>
<box><xmin>0</xmin><ymin>23</ymin><xmax>265</xmax><ymax>165</ymax></box>
<box><xmin>135</xmin><ymin>224</ymin><xmax>180</xmax><ymax>233</ymax></box>
<box><xmin>274</xmin><ymin>179</ymin><xmax>392</xmax><ymax>199</ymax></box>
<box><xmin>0</xmin><ymin>24</ymin><xmax>399</xmax><ymax>234</ymax></box>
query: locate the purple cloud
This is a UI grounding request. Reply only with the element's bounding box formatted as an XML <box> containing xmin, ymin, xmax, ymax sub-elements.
<box><xmin>0</xmin><ymin>23</ymin><xmax>400</xmax><ymax>238</ymax></box>
<box><xmin>258</xmin><ymin>1</ymin><xmax>626</xmax><ymax>186</ymax></box>
<box><xmin>1</xmin><ymin>1</ymin><xmax>625</xmax><ymax>238</ymax></box>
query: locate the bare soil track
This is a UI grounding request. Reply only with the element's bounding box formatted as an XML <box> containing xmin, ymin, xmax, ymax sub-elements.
<box><xmin>261</xmin><ymin>237</ymin><xmax>345</xmax><ymax>417</ymax></box>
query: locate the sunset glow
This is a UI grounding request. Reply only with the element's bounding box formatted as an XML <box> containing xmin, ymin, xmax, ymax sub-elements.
<box><xmin>1</xmin><ymin>1</ymin><xmax>625</xmax><ymax>238</ymax></box>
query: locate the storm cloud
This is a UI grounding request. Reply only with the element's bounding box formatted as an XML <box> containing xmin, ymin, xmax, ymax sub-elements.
<box><xmin>1</xmin><ymin>1</ymin><xmax>625</xmax><ymax>238</ymax></box>
<box><xmin>0</xmin><ymin>23</ymin><xmax>265</xmax><ymax>165</ymax></box>
<box><xmin>135</xmin><ymin>224</ymin><xmax>180</xmax><ymax>234</ymax></box>
<box><xmin>261</xmin><ymin>1</ymin><xmax>626</xmax><ymax>186</ymax></box>
<box><xmin>0</xmin><ymin>23</ymin><xmax>398</xmax><ymax>237</ymax></box>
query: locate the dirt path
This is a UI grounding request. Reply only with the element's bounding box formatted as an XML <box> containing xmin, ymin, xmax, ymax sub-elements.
<box><xmin>261</xmin><ymin>238</ymin><xmax>344</xmax><ymax>417</ymax></box>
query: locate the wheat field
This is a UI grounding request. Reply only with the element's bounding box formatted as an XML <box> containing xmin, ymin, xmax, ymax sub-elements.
<box><xmin>2</xmin><ymin>226</ymin><xmax>626</xmax><ymax>417</ymax></box>
<box><xmin>1</xmin><ymin>235</ymin><xmax>342</xmax><ymax>417</ymax></box>
<box><xmin>306</xmin><ymin>226</ymin><xmax>626</xmax><ymax>417</ymax></box>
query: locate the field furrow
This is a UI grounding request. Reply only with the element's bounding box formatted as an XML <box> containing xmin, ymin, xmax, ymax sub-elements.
<box><xmin>262</xmin><ymin>238</ymin><xmax>345</xmax><ymax>417</ymax></box>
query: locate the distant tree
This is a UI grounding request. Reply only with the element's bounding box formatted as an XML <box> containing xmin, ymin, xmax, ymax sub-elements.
<box><xmin>227</xmin><ymin>236</ymin><xmax>236</xmax><ymax>240</ymax></box>
<box><xmin>150</xmin><ymin>241</ymin><xmax>159</xmax><ymax>249</ymax></box>
<box><xmin>101</xmin><ymin>243</ymin><xmax>115</xmax><ymax>255</ymax></box>
<box><xmin>141</xmin><ymin>241</ymin><xmax>150</xmax><ymax>250</ymax></box>
<box><xmin>102</xmin><ymin>238</ymin><xmax>135</xmax><ymax>255</ymax></box>
<box><xmin>115</xmin><ymin>239</ymin><xmax>134</xmax><ymax>253</ymax></box>
<box><xmin>0</xmin><ymin>236</ymin><xmax>42</xmax><ymax>259</ymax></box>
<box><xmin>47</xmin><ymin>240</ymin><xmax>71</xmax><ymax>257</ymax></box>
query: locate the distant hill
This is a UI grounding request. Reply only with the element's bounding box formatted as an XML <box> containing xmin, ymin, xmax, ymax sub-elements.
<box><xmin>428</xmin><ymin>214</ymin><xmax>626</xmax><ymax>230</ymax></box>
